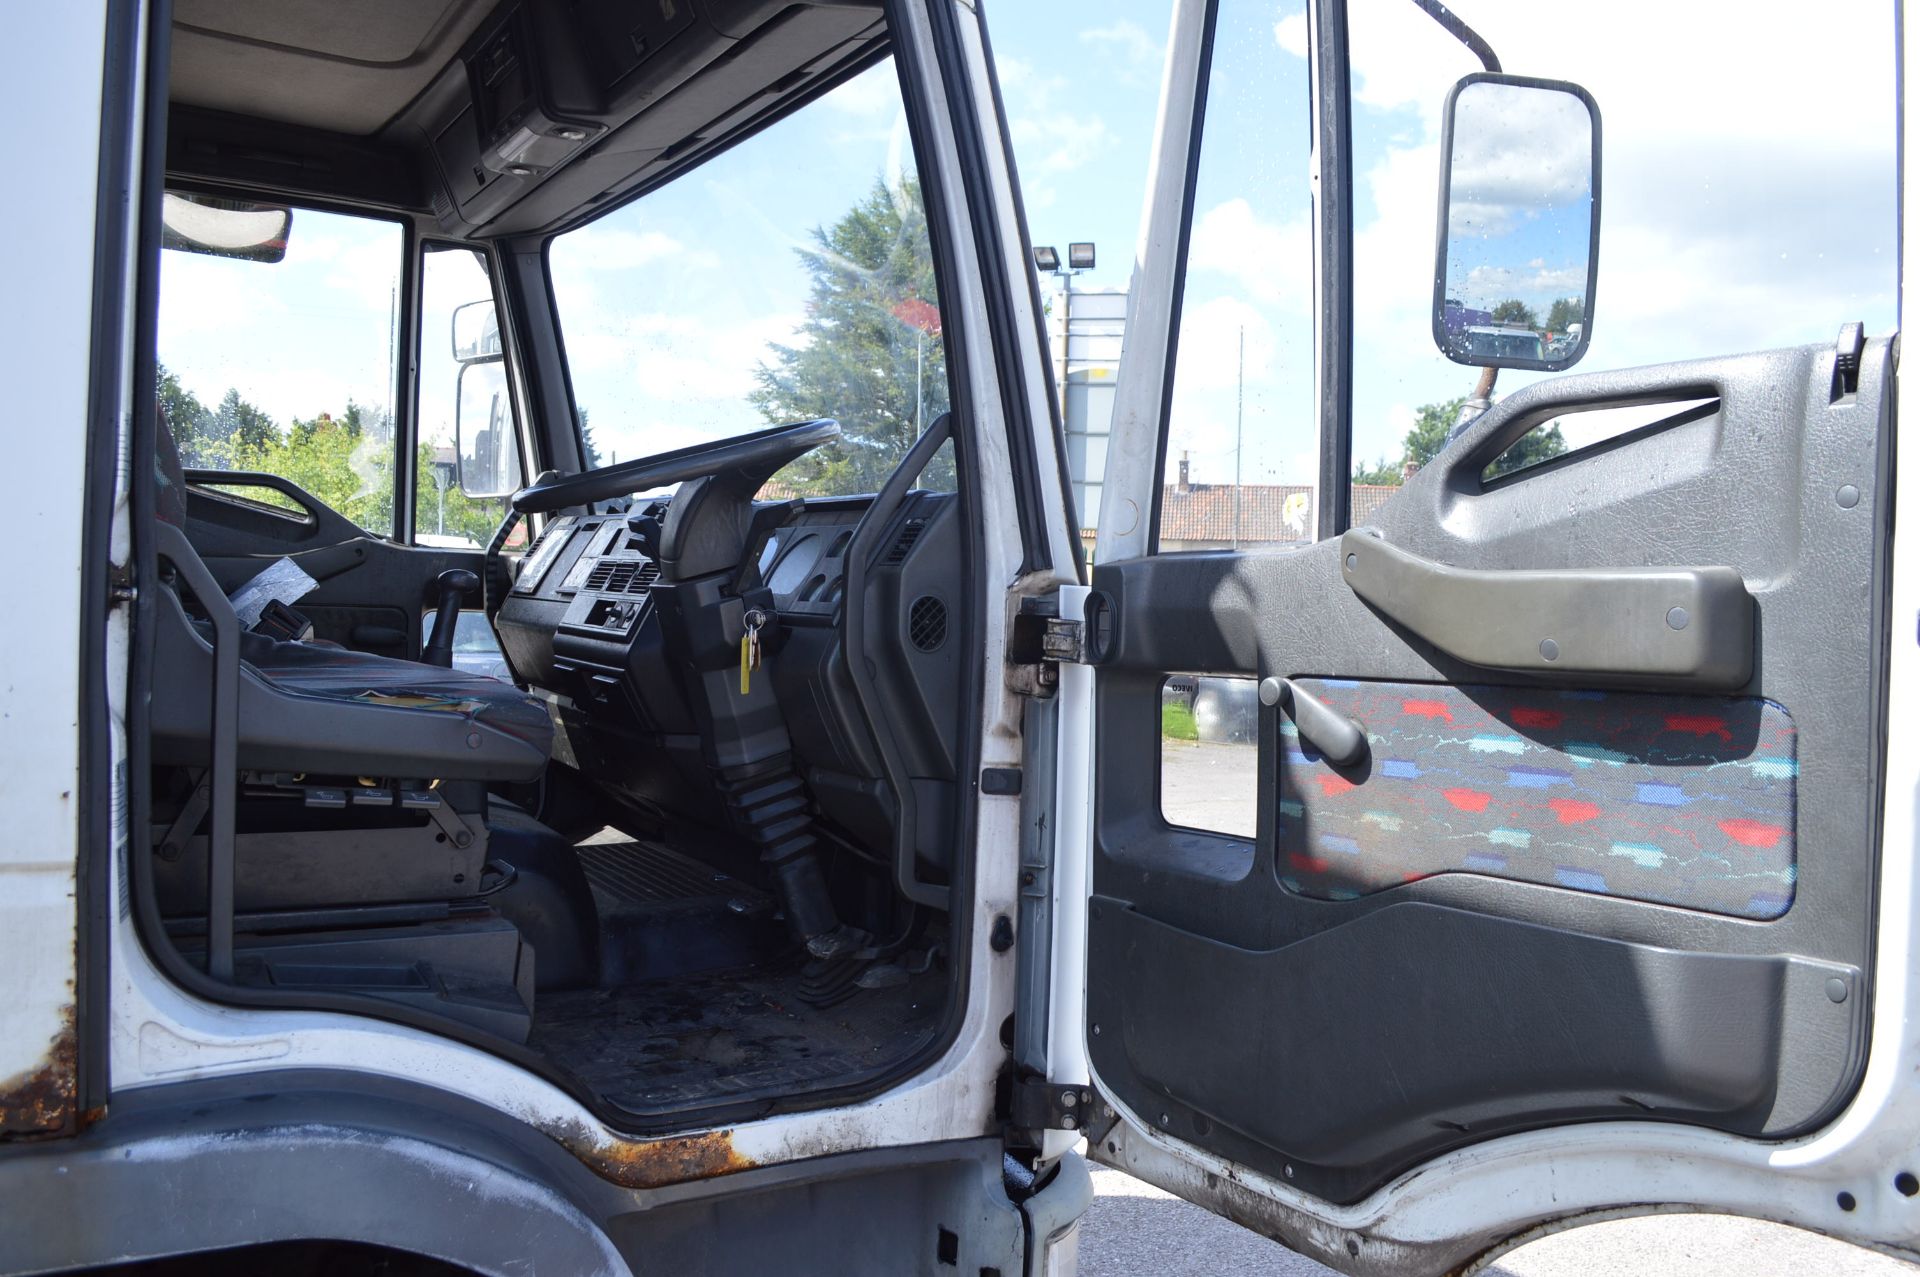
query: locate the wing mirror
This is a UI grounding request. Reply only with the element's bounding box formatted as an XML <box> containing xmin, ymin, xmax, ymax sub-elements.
<box><xmin>1432</xmin><ymin>74</ymin><xmax>1600</xmax><ymax>371</ymax></box>
<box><xmin>455</xmin><ymin>359</ymin><xmax>522</xmax><ymax>499</ymax></box>
<box><xmin>452</xmin><ymin>299</ymin><xmax>502</xmax><ymax>362</ymax></box>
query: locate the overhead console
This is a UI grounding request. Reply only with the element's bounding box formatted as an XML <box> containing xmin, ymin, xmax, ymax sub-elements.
<box><xmin>412</xmin><ymin>0</ymin><xmax>888</xmax><ymax>237</ymax></box>
<box><xmin>164</xmin><ymin>1</ymin><xmax>886</xmax><ymax>235</ymax></box>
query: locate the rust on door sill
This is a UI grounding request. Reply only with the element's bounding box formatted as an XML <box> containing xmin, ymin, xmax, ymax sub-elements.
<box><xmin>0</xmin><ymin>1008</ymin><xmax>78</xmax><ymax>1139</ymax></box>
<box><xmin>546</xmin><ymin>1119</ymin><xmax>757</xmax><ymax>1189</ymax></box>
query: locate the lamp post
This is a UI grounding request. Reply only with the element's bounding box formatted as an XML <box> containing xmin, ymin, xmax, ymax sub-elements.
<box><xmin>1032</xmin><ymin>242</ymin><xmax>1096</xmax><ymax>414</ymax></box>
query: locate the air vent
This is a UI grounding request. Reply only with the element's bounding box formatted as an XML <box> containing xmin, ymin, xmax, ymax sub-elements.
<box><xmin>908</xmin><ymin>595</ymin><xmax>948</xmax><ymax>652</ymax></box>
<box><xmin>583</xmin><ymin>559</ymin><xmax>660</xmax><ymax>595</ymax></box>
<box><xmin>882</xmin><ymin>517</ymin><xmax>927</xmax><ymax>566</ymax></box>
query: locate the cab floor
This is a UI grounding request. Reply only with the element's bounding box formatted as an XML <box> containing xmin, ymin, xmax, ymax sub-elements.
<box><xmin>531</xmin><ymin>834</ymin><xmax>944</xmax><ymax>1113</ymax></box>
<box><xmin>529</xmin><ymin>961</ymin><xmax>944</xmax><ymax>1112</ymax></box>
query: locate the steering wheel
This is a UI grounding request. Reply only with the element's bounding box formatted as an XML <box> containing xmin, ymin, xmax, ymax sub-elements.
<box><xmin>512</xmin><ymin>419</ymin><xmax>841</xmax><ymax>515</ymax></box>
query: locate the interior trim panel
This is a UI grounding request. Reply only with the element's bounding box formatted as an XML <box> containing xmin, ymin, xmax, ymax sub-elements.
<box><xmin>1087</xmin><ymin>340</ymin><xmax>1893</xmax><ymax>1203</ymax></box>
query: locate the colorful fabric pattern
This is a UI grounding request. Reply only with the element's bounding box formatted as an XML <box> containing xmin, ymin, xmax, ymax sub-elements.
<box><xmin>1277</xmin><ymin>681</ymin><xmax>1796</xmax><ymax>919</ymax></box>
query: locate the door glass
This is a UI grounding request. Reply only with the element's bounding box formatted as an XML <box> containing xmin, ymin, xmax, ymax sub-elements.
<box><xmin>1160</xmin><ymin>675</ymin><xmax>1258</xmax><ymax>837</ymax></box>
<box><xmin>419</xmin><ymin>246</ymin><xmax>517</xmax><ymax>546</ymax></box>
<box><xmin>1345</xmin><ymin>0</ymin><xmax>1897</xmax><ymax>508</ymax></box>
<box><xmin>549</xmin><ymin>59</ymin><xmax>953</xmax><ymax>499</ymax></box>
<box><xmin>158</xmin><ymin>195</ymin><xmax>402</xmax><ymax>537</ymax></box>
<box><xmin>1154</xmin><ymin>0</ymin><xmax>1315</xmax><ymax>553</ymax></box>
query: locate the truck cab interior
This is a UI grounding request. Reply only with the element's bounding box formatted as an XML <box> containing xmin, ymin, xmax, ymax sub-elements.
<box><xmin>137</xmin><ymin>0</ymin><xmax>978</xmax><ymax>1128</ymax></box>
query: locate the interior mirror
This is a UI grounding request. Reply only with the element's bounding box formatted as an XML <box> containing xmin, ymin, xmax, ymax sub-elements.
<box><xmin>1432</xmin><ymin>74</ymin><xmax>1600</xmax><ymax>371</ymax></box>
<box><xmin>160</xmin><ymin>192</ymin><xmax>291</xmax><ymax>263</ymax></box>
<box><xmin>455</xmin><ymin>359</ymin><xmax>522</xmax><ymax>498</ymax></box>
<box><xmin>452</xmin><ymin>299</ymin><xmax>502</xmax><ymax>363</ymax></box>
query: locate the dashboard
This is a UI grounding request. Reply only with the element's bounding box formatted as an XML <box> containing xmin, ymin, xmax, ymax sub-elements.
<box><xmin>495</xmin><ymin>490</ymin><xmax>965</xmax><ymax>878</ymax></box>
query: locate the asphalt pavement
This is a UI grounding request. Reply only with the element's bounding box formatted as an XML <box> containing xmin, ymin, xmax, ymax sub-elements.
<box><xmin>1077</xmin><ymin>1167</ymin><xmax>1919</xmax><ymax>1277</ymax></box>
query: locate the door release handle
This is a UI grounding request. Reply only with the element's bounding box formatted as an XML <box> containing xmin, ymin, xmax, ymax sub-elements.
<box><xmin>1259</xmin><ymin>677</ymin><xmax>1368</xmax><ymax>766</ymax></box>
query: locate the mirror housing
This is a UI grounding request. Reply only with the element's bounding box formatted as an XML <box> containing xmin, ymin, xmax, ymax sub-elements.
<box><xmin>1432</xmin><ymin>73</ymin><xmax>1600</xmax><ymax>372</ymax></box>
<box><xmin>161</xmin><ymin>192</ymin><xmax>291</xmax><ymax>263</ymax></box>
<box><xmin>455</xmin><ymin>359</ymin><xmax>521</xmax><ymax>499</ymax></box>
<box><xmin>452</xmin><ymin>299</ymin><xmax>502</xmax><ymax>363</ymax></box>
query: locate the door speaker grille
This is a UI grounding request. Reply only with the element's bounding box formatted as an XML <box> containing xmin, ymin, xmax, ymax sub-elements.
<box><xmin>908</xmin><ymin>595</ymin><xmax>948</xmax><ymax>652</ymax></box>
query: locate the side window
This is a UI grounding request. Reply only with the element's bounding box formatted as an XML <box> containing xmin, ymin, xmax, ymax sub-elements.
<box><xmin>548</xmin><ymin>60</ymin><xmax>953</xmax><ymax>498</ymax></box>
<box><xmin>417</xmin><ymin>245</ymin><xmax>519</xmax><ymax>547</ymax></box>
<box><xmin>1153</xmin><ymin>0</ymin><xmax>1315</xmax><ymax>553</ymax></box>
<box><xmin>158</xmin><ymin>192</ymin><xmax>402</xmax><ymax>537</ymax></box>
<box><xmin>1344</xmin><ymin>0</ymin><xmax>1898</xmax><ymax>504</ymax></box>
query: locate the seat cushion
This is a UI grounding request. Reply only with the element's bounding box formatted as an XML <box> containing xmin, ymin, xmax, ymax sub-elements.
<box><xmin>236</xmin><ymin>629</ymin><xmax>553</xmax><ymax>754</ymax></box>
<box><xmin>151</xmin><ymin>585</ymin><xmax>554</xmax><ymax>781</ymax></box>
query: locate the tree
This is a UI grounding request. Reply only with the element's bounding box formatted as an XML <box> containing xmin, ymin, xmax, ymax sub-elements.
<box><xmin>413</xmin><ymin>440</ymin><xmax>508</xmax><ymax>546</ymax></box>
<box><xmin>1490</xmin><ymin>298</ymin><xmax>1539</xmax><ymax>328</ymax></box>
<box><xmin>1484</xmin><ymin>420</ymin><xmax>1567</xmax><ymax>479</ymax></box>
<box><xmin>751</xmin><ymin>176</ymin><xmax>953</xmax><ymax>494</ymax></box>
<box><xmin>1351</xmin><ymin>398</ymin><xmax>1467</xmax><ymax>486</ymax></box>
<box><xmin>1545</xmin><ymin>296</ymin><xmax>1585</xmax><ymax>333</ymax></box>
<box><xmin>211</xmin><ymin>388</ymin><xmax>278</xmax><ymax>454</ymax></box>
<box><xmin>1351</xmin><ymin>456</ymin><xmax>1402</xmax><ymax>485</ymax></box>
<box><xmin>157</xmin><ymin>363</ymin><xmax>208</xmax><ymax>442</ymax></box>
<box><xmin>578</xmin><ymin>407</ymin><xmax>603</xmax><ymax>469</ymax></box>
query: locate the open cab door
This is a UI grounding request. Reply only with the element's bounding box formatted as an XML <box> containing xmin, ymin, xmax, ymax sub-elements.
<box><xmin>1062</xmin><ymin>0</ymin><xmax>1920</xmax><ymax>1269</ymax></box>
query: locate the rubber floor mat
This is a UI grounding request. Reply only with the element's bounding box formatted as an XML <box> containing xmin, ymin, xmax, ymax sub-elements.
<box><xmin>530</xmin><ymin>962</ymin><xmax>943</xmax><ymax>1112</ymax></box>
<box><xmin>575</xmin><ymin>839</ymin><xmax>759</xmax><ymax>905</ymax></box>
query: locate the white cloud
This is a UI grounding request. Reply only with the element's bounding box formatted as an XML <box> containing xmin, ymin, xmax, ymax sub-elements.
<box><xmin>1273</xmin><ymin>12</ymin><xmax>1308</xmax><ymax>59</ymax></box>
<box><xmin>1187</xmin><ymin>198</ymin><xmax>1311</xmax><ymax>308</ymax></box>
<box><xmin>1328</xmin><ymin>0</ymin><xmax>1898</xmax><ymax>468</ymax></box>
<box><xmin>564</xmin><ymin>226</ymin><xmax>685</xmax><ymax>271</ymax></box>
<box><xmin>1461</xmin><ymin>262</ymin><xmax>1585</xmax><ymax>301</ymax></box>
<box><xmin>997</xmin><ymin>54</ymin><xmax>1114</xmax><ymax>209</ymax></box>
<box><xmin>1444</xmin><ymin>81</ymin><xmax>1591</xmax><ymax>235</ymax></box>
<box><xmin>823</xmin><ymin>61</ymin><xmax>903</xmax><ymax>120</ymax></box>
<box><xmin>1080</xmin><ymin>18</ymin><xmax>1162</xmax><ymax>82</ymax></box>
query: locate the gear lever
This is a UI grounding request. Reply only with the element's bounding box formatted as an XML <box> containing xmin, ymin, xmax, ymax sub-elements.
<box><xmin>421</xmin><ymin>568</ymin><xmax>480</xmax><ymax>668</ymax></box>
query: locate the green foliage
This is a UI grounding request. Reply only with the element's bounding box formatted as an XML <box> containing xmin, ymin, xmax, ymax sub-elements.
<box><xmin>214</xmin><ymin>388</ymin><xmax>278</xmax><ymax>452</ymax></box>
<box><xmin>225</xmin><ymin>406</ymin><xmax>395</xmax><ymax>535</ymax></box>
<box><xmin>1351</xmin><ymin>398</ymin><xmax>1466</xmax><ymax>485</ymax></box>
<box><xmin>578</xmin><ymin>407</ymin><xmax>603</xmax><ymax>469</ymax></box>
<box><xmin>158</xmin><ymin>364</ymin><xmax>208</xmax><ymax>438</ymax></box>
<box><xmin>1351</xmin><ymin>456</ymin><xmax>1402</xmax><ymax>485</ymax></box>
<box><xmin>1484</xmin><ymin>421</ymin><xmax>1568</xmax><ymax>480</ymax></box>
<box><xmin>414</xmin><ymin>444</ymin><xmax>509</xmax><ymax>545</ymax></box>
<box><xmin>751</xmin><ymin>176</ymin><xmax>953</xmax><ymax>495</ymax></box>
<box><xmin>1545</xmin><ymin>296</ymin><xmax>1585</xmax><ymax>333</ymax></box>
<box><xmin>1161</xmin><ymin>701</ymin><xmax>1198</xmax><ymax>742</ymax></box>
<box><xmin>1352</xmin><ymin>394</ymin><xmax>1567</xmax><ymax>486</ymax></box>
<box><xmin>1405</xmin><ymin>398</ymin><xmax>1465</xmax><ymax>468</ymax></box>
<box><xmin>1490</xmin><ymin>298</ymin><xmax>1539</xmax><ymax>328</ymax></box>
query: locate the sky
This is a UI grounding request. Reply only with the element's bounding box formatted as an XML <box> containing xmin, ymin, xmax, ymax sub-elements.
<box><xmin>159</xmin><ymin>0</ymin><xmax>1902</xmax><ymax>517</ymax></box>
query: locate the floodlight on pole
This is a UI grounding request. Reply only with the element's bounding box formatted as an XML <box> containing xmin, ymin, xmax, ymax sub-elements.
<box><xmin>1033</xmin><ymin>245</ymin><xmax>1060</xmax><ymax>272</ymax></box>
<box><xmin>1067</xmin><ymin>242</ymin><xmax>1096</xmax><ymax>270</ymax></box>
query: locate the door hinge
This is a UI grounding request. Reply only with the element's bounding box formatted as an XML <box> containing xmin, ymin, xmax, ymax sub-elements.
<box><xmin>1007</xmin><ymin>596</ymin><xmax>1094</xmax><ymax>697</ymax></box>
<box><xmin>1041</xmin><ymin>617</ymin><xmax>1085</xmax><ymax>665</ymax></box>
<box><xmin>107</xmin><ymin>566</ymin><xmax>138</xmax><ymax>607</ymax></box>
<box><xmin>1008</xmin><ymin>1074</ymin><xmax>1094</xmax><ymax>1137</ymax></box>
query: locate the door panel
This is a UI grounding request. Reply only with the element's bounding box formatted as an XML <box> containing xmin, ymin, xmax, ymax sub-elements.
<box><xmin>1086</xmin><ymin>341</ymin><xmax>1891</xmax><ymax>1203</ymax></box>
<box><xmin>184</xmin><ymin>476</ymin><xmax>487</xmax><ymax>662</ymax></box>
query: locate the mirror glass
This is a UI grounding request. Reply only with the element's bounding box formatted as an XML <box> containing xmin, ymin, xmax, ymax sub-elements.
<box><xmin>160</xmin><ymin>192</ymin><xmax>291</xmax><ymax>263</ymax></box>
<box><xmin>452</xmin><ymin>299</ymin><xmax>502</xmax><ymax>363</ymax></box>
<box><xmin>456</xmin><ymin>360</ymin><xmax>521</xmax><ymax>498</ymax></box>
<box><xmin>1434</xmin><ymin>76</ymin><xmax>1597</xmax><ymax>370</ymax></box>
